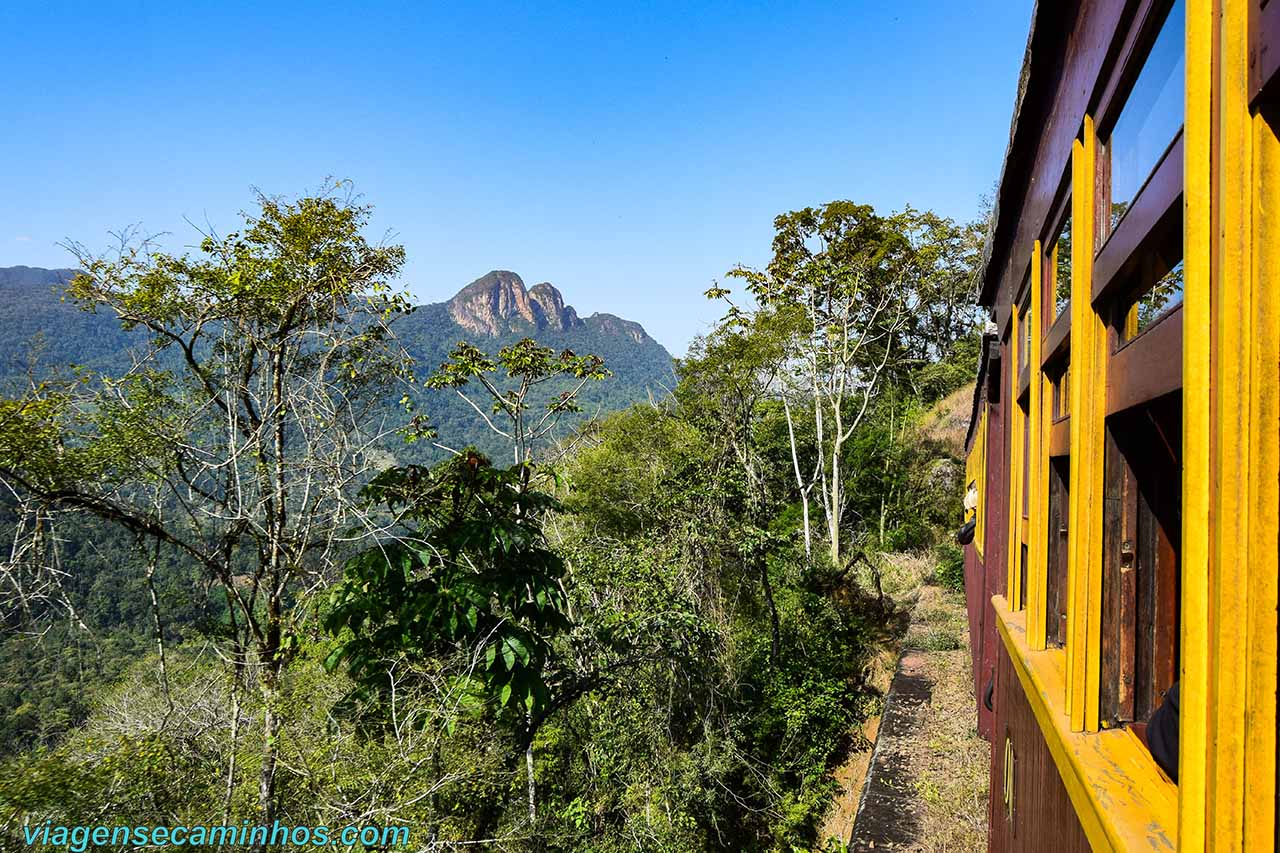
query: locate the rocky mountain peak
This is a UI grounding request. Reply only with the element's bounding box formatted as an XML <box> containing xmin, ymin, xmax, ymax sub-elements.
<box><xmin>447</xmin><ymin>271</ymin><xmax>538</xmax><ymax>336</ymax></box>
<box><xmin>447</xmin><ymin>271</ymin><xmax>588</xmax><ymax>336</ymax></box>
<box><xmin>528</xmin><ymin>282</ymin><xmax>580</xmax><ymax>332</ymax></box>
<box><xmin>585</xmin><ymin>312</ymin><xmax>651</xmax><ymax>345</ymax></box>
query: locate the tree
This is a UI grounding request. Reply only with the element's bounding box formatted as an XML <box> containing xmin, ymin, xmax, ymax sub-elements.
<box><xmin>676</xmin><ymin>322</ymin><xmax>789</xmax><ymax>660</ymax></box>
<box><xmin>552</xmin><ymin>396</ymin><xmax>876</xmax><ymax>851</ymax></box>
<box><xmin>0</xmin><ymin>182</ymin><xmax>413</xmax><ymax>841</ymax></box>
<box><xmin>325</xmin><ymin>452</ymin><xmax>570</xmax><ymax>718</ymax></box>
<box><xmin>327</xmin><ymin>338</ymin><xmax>608</xmax><ymax>832</ymax></box>
<box><xmin>710</xmin><ymin>202</ymin><xmax>985</xmax><ymax>567</ymax></box>
<box><xmin>325</xmin><ymin>450</ymin><xmax>572</xmax><ymax>828</ymax></box>
<box><xmin>426</xmin><ymin>338</ymin><xmax>610</xmax><ymax>468</ymax></box>
<box><xmin>894</xmin><ymin>208</ymin><xmax>986</xmax><ymax>386</ymax></box>
<box><xmin>717</xmin><ymin>201</ymin><xmax>916</xmax><ymax>568</ymax></box>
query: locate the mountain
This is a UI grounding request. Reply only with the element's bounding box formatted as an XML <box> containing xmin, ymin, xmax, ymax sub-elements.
<box><xmin>0</xmin><ymin>266</ymin><xmax>675</xmax><ymax>459</ymax></box>
<box><xmin>444</xmin><ymin>270</ymin><xmax>653</xmax><ymax>344</ymax></box>
<box><xmin>0</xmin><ymin>266</ymin><xmax>139</xmax><ymax>376</ymax></box>
<box><xmin>398</xmin><ymin>271</ymin><xmax>674</xmax><ymax>458</ymax></box>
<box><xmin>448</xmin><ymin>270</ymin><xmax>583</xmax><ymax>335</ymax></box>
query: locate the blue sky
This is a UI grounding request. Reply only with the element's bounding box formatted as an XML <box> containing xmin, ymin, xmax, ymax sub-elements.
<box><xmin>2</xmin><ymin>1</ymin><xmax>1033</xmax><ymax>355</ymax></box>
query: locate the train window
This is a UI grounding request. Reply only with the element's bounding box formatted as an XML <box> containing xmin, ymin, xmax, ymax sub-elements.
<box><xmin>1019</xmin><ymin>543</ymin><xmax>1029</xmax><ymax>613</ymax></box>
<box><xmin>1046</xmin><ymin>358</ymin><xmax>1069</xmax><ymax>647</ymax></box>
<box><xmin>1045</xmin><ymin>456</ymin><xmax>1069</xmax><ymax>647</ymax></box>
<box><xmin>1127</xmin><ymin>260</ymin><xmax>1183</xmax><ymax>339</ymax></box>
<box><xmin>1048</xmin><ymin>211</ymin><xmax>1071</xmax><ymax>322</ymax></box>
<box><xmin>1053</xmin><ymin>365</ymin><xmax>1071</xmax><ymax>421</ymax></box>
<box><xmin>1021</xmin><ymin>408</ymin><xmax>1030</xmax><ymax>519</ymax></box>
<box><xmin>1018</xmin><ymin>401</ymin><xmax>1031</xmax><ymax>611</ymax></box>
<box><xmin>1112</xmin><ymin>203</ymin><xmax>1183</xmax><ymax>345</ymax></box>
<box><xmin>1103</xmin><ymin>0</ymin><xmax>1185</xmax><ymax>235</ymax></box>
<box><xmin>1096</xmin><ymin>0</ymin><xmax>1186</xmax><ymax>730</ymax></box>
<box><xmin>1100</xmin><ymin>394</ymin><xmax>1181</xmax><ymax>728</ymax></box>
<box><xmin>1023</xmin><ymin>306</ymin><xmax>1032</xmax><ymax>367</ymax></box>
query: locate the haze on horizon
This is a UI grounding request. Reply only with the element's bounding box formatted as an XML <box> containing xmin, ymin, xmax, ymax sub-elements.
<box><xmin>1</xmin><ymin>0</ymin><xmax>1032</xmax><ymax>355</ymax></box>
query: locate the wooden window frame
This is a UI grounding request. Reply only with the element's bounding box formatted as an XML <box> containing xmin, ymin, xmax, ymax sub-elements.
<box><xmin>1017</xmin><ymin>292</ymin><xmax>1033</xmax><ymax>394</ymax></box>
<box><xmin>1094</xmin><ymin>133</ymin><xmax>1184</xmax><ymax>308</ymax></box>
<box><xmin>1086</xmin><ymin>0</ymin><xmax>1186</xmax><ymax>741</ymax></box>
<box><xmin>1018</xmin><ymin>394</ymin><xmax>1031</xmax><ymax>612</ymax></box>
<box><xmin>1092</xmin><ymin>0</ymin><xmax>1182</xmax><ymax>139</ymax></box>
<box><xmin>1093</xmin><ymin>0</ymin><xmax>1186</xmax><ymax>246</ymax></box>
<box><xmin>1099</xmin><ymin>398</ymin><xmax>1181</xmax><ymax>727</ymax></box>
<box><xmin>1044</xmin><ymin>343</ymin><xmax>1070</xmax><ymax>651</ymax></box>
<box><xmin>1052</xmin><ymin>363</ymin><xmax>1072</xmax><ymax>424</ymax></box>
<box><xmin>1046</xmin><ymin>455</ymin><xmax>1070</xmax><ymax>647</ymax></box>
<box><xmin>1042</xmin><ymin>171</ymin><xmax>1074</xmax><ymax>332</ymax></box>
<box><xmin>1005</xmin><ymin>321</ymin><xmax>1024</xmax><ymax>612</ymax></box>
<box><xmin>1108</xmin><ymin>306</ymin><xmax>1183</xmax><ymax>415</ymax></box>
<box><xmin>1065</xmin><ymin>119</ymin><xmax>1104</xmax><ymax>732</ymax></box>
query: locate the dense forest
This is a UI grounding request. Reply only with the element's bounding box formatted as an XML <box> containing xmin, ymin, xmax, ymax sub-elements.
<box><xmin>0</xmin><ymin>186</ymin><xmax>982</xmax><ymax>851</ymax></box>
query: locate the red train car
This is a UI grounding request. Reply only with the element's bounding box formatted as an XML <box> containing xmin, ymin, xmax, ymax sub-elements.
<box><xmin>963</xmin><ymin>1</ymin><xmax>1279</xmax><ymax>849</ymax></box>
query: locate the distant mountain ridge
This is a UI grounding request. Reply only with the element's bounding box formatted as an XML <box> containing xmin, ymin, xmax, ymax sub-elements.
<box><xmin>0</xmin><ymin>265</ymin><xmax>674</xmax><ymax>459</ymax></box>
<box><xmin>0</xmin><ymin>265</ymin><xmax>81</xmax><ymax>287</ymax></box>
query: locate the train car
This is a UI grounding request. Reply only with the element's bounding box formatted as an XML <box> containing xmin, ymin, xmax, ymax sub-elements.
<box><xmin>963</xmin><ymin>0</ymin><xmax>1279</xmax><ymax>849</ymax></box>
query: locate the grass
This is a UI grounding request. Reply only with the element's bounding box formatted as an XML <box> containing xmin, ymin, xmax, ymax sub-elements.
<box><xmin>903</xmin><ymin>644</ymin><xmax>990</xmax><ymax>851</ymax></box>
<box><xmin>915</xmin><ymin>384</ymin><xmax>974</xmax><ymax>460</ymax></box>
<box><xmin>874</xmin><ymin>551</ymin><xmax>971</xmax><ymax>652</ymax></box>
<box><xmin>842</xmin><ymin>548</ymin><xmax>989</xmax><ymax>851</ymax></box>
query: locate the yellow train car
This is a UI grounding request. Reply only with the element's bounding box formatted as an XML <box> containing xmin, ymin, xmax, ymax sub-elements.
<box><xmin>963</xmin><ymin>0</ymin><xmax>1279</xmax><ymax>849</ymax></box>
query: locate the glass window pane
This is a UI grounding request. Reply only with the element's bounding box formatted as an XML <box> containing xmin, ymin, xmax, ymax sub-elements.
<box><xmin>1108</xmin><ymin>0</ymin><xmax>1185</xmax><ymax>232</ymax></box>
<box><xmin>1120</xmin><ymin>236</ymin><xmax>1184</xmax><ymax>343</ymax></box>
<box><xmin>1021</xmin><ymin>304</ymin><xmax>1031</xmax><ymax>369</ymax></box>
<box><xmin>1053</xmin><ymin>213</ymin><xmax>1071</xmax><ymax>319</ymax></box>
<box><xmin>1135</xmin><ymin>261</ymin><xmax>1184</xmax><ymax>335</ymax></box>
<box><xmin>1022</xmin><ymin>410</ymin><xmax>1030</xmax><ymax>517</ymax></box>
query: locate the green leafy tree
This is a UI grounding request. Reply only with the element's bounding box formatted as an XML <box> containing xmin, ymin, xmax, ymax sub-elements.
<box><xmin>326</xmin><ymin>450</ymin><xmax>590</xmax><ymax>835</ymax></box>
<box><xmin>717</xmin><ymin>201</ymin><xmax>915</xmax><ymax>567</ymax></box>
<box><xmin>553</xmin><ymin>397</ymin><xmax>877</xmax><ymax>851</ymax></box>
<box><xmin>894</xmin><ymin>209</ymin><xmax>985</xmax><ymax>375</ymax></box>
<box><xmin>675</xmin><ymin>322</ymin><xmax>791</xmax><ymax>660</ymax></box>
<box><xmin>325</xmin><ymin>452</ymin><xmax>570</xmax><ymax>719</ymax></box>
<box><xmin>427</xmin><ymin>338</ymin><xmax>609</xmax><ymax>467</ymax></box>
<box><xmin>713</xmin><ymin>202</ymin><xmax>983</xmax><ymax>567</ymax></box>
<box><xmin>0</xmin><ymin>182</ymin><xmax>412</xmax><ymax>839</ymax></box>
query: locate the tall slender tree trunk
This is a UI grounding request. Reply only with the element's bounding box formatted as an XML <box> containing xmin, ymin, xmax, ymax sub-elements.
<box><xmin>879</xmin><ymin>497</ymin><xmax>887</xmax><ymax>548</ymax></box>
<box><xmin>221</xmin><ymin>584</ymin><xmax>245</xmax><ymax>837</ymax></box>
<box><xmin>880</xmin><ymin>393</ymin><xmax>896</xmax><ymax>548</ymax></box>
<box><xmin>223</xmin><ymin>664</ymin><xmax>241</xmax><ymax>825</ymax></box>
<box><xmin>828</xmin><ymin>439</ymin><xmax>843</xmax><ymax>567</ymax></box>
<box><xmin>782</xmin><ymin>396</ymin><xmax>812</xmax><ymax>558</ymax></box>
<box><xmin>144</xmin><ymin>536</ymin><xmax>173</xmax><ymax>718</ymax></box>
<box><xmin>253</xmin><ymin>658</ymin><xmax>282</xmax><ymax>853</ymax></box>
<box><xmin>252</xmin><ymin>353</ymin><xmax>289</xmax><ymax>849</ymax></box>
<box><xmin>526</xmin><ymin>741</ymin><xmax>536</xmax><ymax>822</ymax></box>
<box><xmin>525</xmin><ymin>713</ymin><xmax>537</xmax><ymax>836</ymax></box>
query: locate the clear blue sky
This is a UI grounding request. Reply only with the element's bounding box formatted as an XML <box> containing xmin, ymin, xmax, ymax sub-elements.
<box><xmin>2</xmin><ymin>1</ymin><xmax>1033</xmax><ymax>355</ymax></box>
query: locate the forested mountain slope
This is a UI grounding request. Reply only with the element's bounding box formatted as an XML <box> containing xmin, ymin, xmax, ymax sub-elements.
<box><xmin>0</xmin><ymin>265</ymin><xmax>674</xmax><ymax>459</ymax></box>
<box><xmin>0</xmin><ymin>266</ymin><xmax>136</xmax><ymax>377</ymax></box>
<box><xmin>393</xmin><ymin>270</ymin><xmax>675</xmax><ymax>458</ymax></box>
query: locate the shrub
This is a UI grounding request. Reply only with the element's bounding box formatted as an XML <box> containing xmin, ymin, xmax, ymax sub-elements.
<box><xmin>933</xmin><ymin>542</ymin><xmax>966</xmax><ymax>594</ymax></box>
